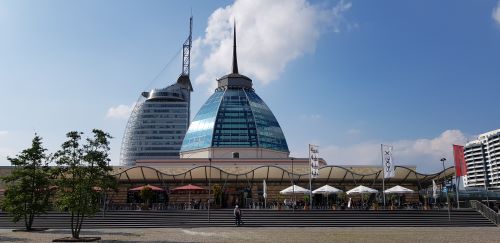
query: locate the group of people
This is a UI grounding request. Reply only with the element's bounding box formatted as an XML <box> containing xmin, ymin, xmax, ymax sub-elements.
<box><xmin>189</xmin><ymin>199</ymin><xmax>202</xmax><ymax>209</ymax></box>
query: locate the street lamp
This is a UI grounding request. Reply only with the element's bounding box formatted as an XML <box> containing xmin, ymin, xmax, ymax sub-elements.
<box><xmin>291</xmin><ymin>157</ymin><xmax>295</xmax><ymax>212</ymax></box>
<box><xmin>441</xmin><ymin>158</ymin><xmax>451</xmax><ymax>221</ymax></box>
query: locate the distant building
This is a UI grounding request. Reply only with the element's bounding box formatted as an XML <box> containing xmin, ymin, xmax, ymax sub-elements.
<box><xmin>120</xmin><ymin>18</ymin><xmax>193</xmax><ymax>166</ymax></box>
<box><xmin>464</xmin><ymin>129</ymin><xmax>500</xmax><ymax>189</ymax></box>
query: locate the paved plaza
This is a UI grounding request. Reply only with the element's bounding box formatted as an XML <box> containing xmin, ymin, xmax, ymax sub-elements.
<box><xmin>1</xmin><ymin>227</ymin><xmax>499</xmax><ymax>243</ymax></box>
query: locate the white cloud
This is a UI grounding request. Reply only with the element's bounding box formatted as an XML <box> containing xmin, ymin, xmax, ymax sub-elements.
<box><xmin>193</xmin><ymin>0</ymin><xmax>352</xmax><ymax>86</ymax></box>
<box><xmin>493</xmin><ymin>1</ymin><xmax>500</xmax><ymax>25</ymax></box>
<box><xmin>318</xmin><ymin>130</ymin><xmax>468</xmax><ymax>173</ymax></box>
<box><xmin>0</xmin><ymin>130</ymin><xmax>7</xmax><ymax>137</ymax></box>
<box><xmin>106</xmin><ymin>103</ymin><xmax>135</xmax><ymax>119</ymax></box>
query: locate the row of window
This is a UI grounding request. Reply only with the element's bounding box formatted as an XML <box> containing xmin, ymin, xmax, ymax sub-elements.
<box><xmin>144</xmin><ymin>136</ymin><xmax>184</xmax><ymax>140</ymax></box>
<box><xmin>130</xmin><ymin>141</ymin><xmax>182</xmax><ymax>146</ymax></box>
<box><xmin>136</xmin><ymin>125</ymin><xmax>187</xmax><ymax>129</ymax></box>
<box><xmin>134</xmin><ymin>130</ymin><xmax>185</xmax><ymax>135</ymax></box>
<box><xmin>141</xmin><ymin>114</ymin><xmax>188</xmax><ymax>119</ymax></box>
<box><xmin>126</xmin><ymin>152</ymin><xmax>180</xmax><ymax>157</ymax></box>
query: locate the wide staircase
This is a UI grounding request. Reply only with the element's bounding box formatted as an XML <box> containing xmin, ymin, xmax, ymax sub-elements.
<box><xmin>0</xmin><ymin>209</ymin><xmax>495</xmax><ymax>228</ymax></box>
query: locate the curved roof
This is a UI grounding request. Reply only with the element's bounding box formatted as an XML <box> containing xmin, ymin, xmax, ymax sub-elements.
<box><xmin>112</xmin><ymin>165</ymin><xmax>455</xmax><ymax>189</ymax></box>
<box><xmin>180</xmin><ymin>87</ymin><xmax>289</xmax><ymax>153</ymax></box>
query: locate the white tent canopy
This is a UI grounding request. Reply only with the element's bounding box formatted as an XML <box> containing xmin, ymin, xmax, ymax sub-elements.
<box><xmin>384</xmin><ymin>185</ymin><xmax>414</xmax><ymax>194</ymax></box>
<box><xmin>313</xmin><ymin>185</ymin><xmax>343</xmax><ymax>194</ymax></box>
<box><xmin>280</xmin><ymin>185</ymin><xmax>311</xmax><ymax>195</ymax></box>
<box><xmin>346</xmin><ymin>185</ymin><xmax>378</xmax><ymax>195</ymax></box>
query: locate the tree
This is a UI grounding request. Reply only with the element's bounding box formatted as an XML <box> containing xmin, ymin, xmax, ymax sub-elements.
<box><xmin>1</xmin><ymin>134</ymin><xmax>52</xmax><ymax>231</ymax></box>
<box><xmin>139</xmin><ymin>187</ymin><xmax>154</xmax><ymax>209</ymax></box>
<box><xmin>53</xmin><ymin>129</ymin><xmax>115</xmax><ymax>239</ymax></box>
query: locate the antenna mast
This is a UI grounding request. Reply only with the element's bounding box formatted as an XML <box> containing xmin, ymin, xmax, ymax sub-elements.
<box><xmin>181</xmin><ymin>16</ymin><xmax>193</xmax><ymax>77</ymax></box>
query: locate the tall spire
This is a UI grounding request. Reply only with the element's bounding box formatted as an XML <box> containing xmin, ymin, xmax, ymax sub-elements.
<box><xmin>232</xmin><ymin>19</ymin><xmax>239</xmax><ymax>74</ymax></box>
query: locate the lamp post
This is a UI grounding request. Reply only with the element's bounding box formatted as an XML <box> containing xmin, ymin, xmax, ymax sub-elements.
<box><xmin>481</xmin><ymin>145</ymin><xmax>490</xmax><ymax>206</ymax></box>
<box><xmin>441</xmin><ymin>158</ymin><xmax>451</xmax><ymax>221</ymax></box>
<box><xmin>208</xmin><ymin>157</ymin><xmax>212</xmax><ymax>223</ymax></box>
<box><xmin>291</xmin><ymin>157</ymin><xmax>295</xmax><ymax>212</ymax></box>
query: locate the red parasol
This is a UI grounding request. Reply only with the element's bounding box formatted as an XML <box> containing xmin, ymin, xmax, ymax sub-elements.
<box><xmin>129</xmin><ymin>184</ymin><xmax>165</xmax><ymax>191</ymax></box>
<box><xmin>171</xmin><ymin>184</ymin><xmax>206</xmax><ymax>209</ymax></box>
<box><xmin>171</xmin><ymin>184</ymin><xmax>205</xmax><ymax>191</ymax></box>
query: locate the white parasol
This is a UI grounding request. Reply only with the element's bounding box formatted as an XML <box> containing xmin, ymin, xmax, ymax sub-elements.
<box><xmin>313</xmin><ymin>185</ymin><xmax>343</xmax><ymax>207</ymax></box>
<box><xmin>280</xmin><ymin>185</ymin><xmax>311</xmax><ymax>195</ymax></box>
<box><xmin>346</xmin><ymin>185</ymin><xmax>378</xmax><ymax>195</ymax></box>
<box><xmin>384</xmin><ymin>185</ymin><xmax>414</xmax><ymax>194</ymax></box>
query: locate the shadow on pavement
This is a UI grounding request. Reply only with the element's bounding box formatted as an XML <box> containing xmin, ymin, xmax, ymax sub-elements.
<box><xmin>0</xmin><ymin>236</ymin><xmax>26</xmax><ymax>242</ymax></box>
<box><xmin>100</xmin><ymin>241</ymin><xmax>201</xmax><ymax>243</ymax></box>
<box><xmin>36</xmin><ymin>229</ymin><xmax>142</xmax><ymax>237</ymax></box>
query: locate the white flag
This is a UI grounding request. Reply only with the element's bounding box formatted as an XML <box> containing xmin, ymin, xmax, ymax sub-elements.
<box><xmin>309</xmin><ymin>144</ymin><xmax>320</xmax><ymax>178</ymax></box>
<box><xmin>432</xmin><ymin>180</ymin><xmax>438</xmax><ymax>199</ymax></box>
<box><xmin>382</xmin><ymin>144</ymin><xmax>395</xmax><ymax>178</ymax></box>
<box><xmin>263</xmin><ymin>180</ymin><xmax>267</xmax><ymax>199</ymax></box>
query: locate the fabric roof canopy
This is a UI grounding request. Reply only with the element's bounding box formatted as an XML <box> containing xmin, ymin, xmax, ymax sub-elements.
<box><xmin>112</xmin><ymin>165</ymin><xmax>455</xmax><ymax>190</ymax></box>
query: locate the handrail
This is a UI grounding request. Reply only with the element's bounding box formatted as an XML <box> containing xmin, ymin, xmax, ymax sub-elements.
<box><xmin>470</xmin><ymin>200</ymin><xmax>500</xmax><ymax>225</ymax></box>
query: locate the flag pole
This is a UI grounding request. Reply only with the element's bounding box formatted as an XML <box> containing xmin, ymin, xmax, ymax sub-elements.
<box><xmin>456</xmin><ymin>176</ymin><xmax>460</xmax><ymax>209</ymax></box>
<box><xmin>381</xmin><ymin>144</ymin><xmax>386</xmax><ymax>208</ymax></box>
<box><xmin>263</xmin><ymin>179</ymin><xmax>267</xmax><ymax>210</ymax></box>
<box><xmin>309</xmin><ymin>144</ymin><xmax>313</xmax><ymax>208</ymax></box>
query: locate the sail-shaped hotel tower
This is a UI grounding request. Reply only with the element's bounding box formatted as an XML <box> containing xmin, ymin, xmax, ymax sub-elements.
<box><xmin>120</xmin><ymin>18</ymin><xmax>193</xmax><ymax>166</ymax></box>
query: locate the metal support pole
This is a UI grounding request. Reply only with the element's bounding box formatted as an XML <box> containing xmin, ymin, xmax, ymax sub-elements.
<box><xmin>208</xmin><ymin>157</ymin><xmax>211</xmax><ymax>223</ymax></box>
<box><xmin>481</xmin><ymin>146</ymin><xmax>490</xmax><ymax>206</ymax></box>
<box><xmin>292</xmin><ymin>157</ymin><xmax>295</xmax><ymax>213</ymax></box>
<box><xmin>441</xmin><ymin>158</ymin><xmax>451</xmax><ymax>221</ymax></box>
<box><xmin>456</xmin><ymin>176</ymin><xmax>460</xmax><ymax>209</ymax></box>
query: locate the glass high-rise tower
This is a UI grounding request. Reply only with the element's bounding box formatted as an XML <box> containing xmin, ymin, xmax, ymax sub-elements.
<box><xmin>120</xmin><ymin>18</ymin><xmax>193</xmax><ymax>166</ymax></box>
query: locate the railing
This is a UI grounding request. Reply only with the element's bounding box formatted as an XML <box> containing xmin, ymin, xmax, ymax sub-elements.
<box><xmin>470</xmin><ymin>200</ymin><xmax>500</xmax><ymax>225</ymax></box>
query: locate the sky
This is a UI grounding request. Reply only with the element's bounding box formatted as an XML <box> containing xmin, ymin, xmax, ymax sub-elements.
<box><xmin>1</xmin><ymin>0</ymin><xmax>499</xmax><ymax>173</ymax></box>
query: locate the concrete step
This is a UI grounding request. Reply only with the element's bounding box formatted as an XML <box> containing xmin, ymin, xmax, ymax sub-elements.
<box><xmin>0</xmin><ymin>209</ymin><xmax>495</xmax><ymax>228</ymax></box>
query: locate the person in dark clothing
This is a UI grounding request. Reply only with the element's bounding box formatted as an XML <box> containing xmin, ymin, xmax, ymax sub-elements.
<box><xmin>234</xmin><ymin>205</ymin><xmax>242</xmax><ymax>226</ymax></box>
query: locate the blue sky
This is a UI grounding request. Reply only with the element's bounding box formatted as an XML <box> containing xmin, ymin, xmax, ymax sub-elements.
<box><xmin>0</xmin><ymin>0</ymin><xmax>499</xmax><ymax>173</ymax></box>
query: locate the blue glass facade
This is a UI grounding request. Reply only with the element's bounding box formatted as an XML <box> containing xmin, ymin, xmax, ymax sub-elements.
<box><xmin>181</xmin><ymin>87</ymin><xmax>289</xmax><ymax>153</ymax></box>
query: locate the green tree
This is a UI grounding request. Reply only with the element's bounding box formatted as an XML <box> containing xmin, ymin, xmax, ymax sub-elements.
<box><xmin>1</xmin><ymin>134</ymin><xmax>52</xmax><ymax>231</ymax></box>
<box><xmin>213</xmin><ymin>184</ymin><xmax>222</xmax><ymax>206</ymax></box>
<box><xmin>139</xmin><ymin>187</ymin><xmax>154</xmax><ymax>209</ymax></box>
<box><xmin>53</xmin><ymin>130</ymin><xmax>115</xmax><ymax>239</ymax></box>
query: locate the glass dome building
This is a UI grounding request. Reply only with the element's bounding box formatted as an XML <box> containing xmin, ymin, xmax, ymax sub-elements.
<box><xmin>180</xmin><ymin>26</ymin><xmax>289</xmax><ymax>159</ymax></box>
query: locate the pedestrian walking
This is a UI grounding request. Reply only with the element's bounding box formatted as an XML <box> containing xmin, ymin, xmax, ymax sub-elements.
<box><xmin>234</xmin><ymin>205</ymin><xmax>242</xmax><ymax>226</ymax></box>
